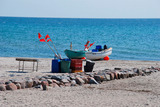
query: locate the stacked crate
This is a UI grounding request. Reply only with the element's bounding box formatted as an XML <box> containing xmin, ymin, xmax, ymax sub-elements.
<box><xmin>70</xmin><ymin>59</ymin><xmax>83</xmax><ymax>73</ymax></box>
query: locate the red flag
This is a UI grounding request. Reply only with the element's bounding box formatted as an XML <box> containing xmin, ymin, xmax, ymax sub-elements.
<box><xmin>84</xmin><ymin>41</ymin><xmax>90</xmax><ymax>47</ymax></box>
<box><xmin>89</xmin><ymin>42</ymin><xmax>95</xmax><ymax>47</ymax></box>
<box><xmin>47</xmin><ymin>39</ymin><xmax>51</xmax><ymax>42</ymax></box>
<box><xmin>38</xmin><ymin>33</ymin><xmax>42</xmax><ymax>39</ymax></box>
<box><xmin>45</xmin><ymin>34</ymin><xmax>50</xmax><ymax>40</ymax></box>
<box><xmin>39</xmin><ymin>39</ymin><xmax>45</xmax><ymax>42</ymax></box>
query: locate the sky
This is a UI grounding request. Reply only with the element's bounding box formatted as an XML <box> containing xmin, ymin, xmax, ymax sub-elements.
<box><xmin>0</xmin><ymin>0</ymin><xmax>159</xmax><ymax>18</ymax></box>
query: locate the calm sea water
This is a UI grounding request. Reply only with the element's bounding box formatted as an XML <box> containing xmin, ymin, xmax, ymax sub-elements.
<box><xmin>0</xmin><ymin>17</ymin><xmax>160</xmax><ymax>61</ymax></box>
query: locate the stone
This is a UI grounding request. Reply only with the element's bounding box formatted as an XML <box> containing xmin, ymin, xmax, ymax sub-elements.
<box><xmin>25</xmin><ymin>80</ymin><xmax>33</xmax><ymax>88</ymax></box>
<box><xmin>108</xmin><ymin>72</ymin><xmax>114</xmax><ymax>80</ymax></box>
<box><xmin>88</xmin><ymin>77</ymin><xmax>99</xmax><ymax>84</ymax></box>
<box><xmin>47</xmin><ymin>79</ymin><xmax>53</xmax><ymax>84</ymax></box>
<box><xmin>20</xmin><ymin>82</ymin><xmax>26</xmax><ymax>89</ymax></box>
<box><xmin>114</xmin><ymin>68</ymin><xmax>121</xmax><ymax>70</ymax></box>
<box><xmin>114</xmin><ymin>72</ymin><xmax>118</xmax><ymax>79</ymax></box>
<box><xmin>71</xmin><ymin>80</ymin><xmax>77</xmax><ymax>86</ymax></box>
<box><xmin>82</xmin><ymin>76</ymin><xmax>89</xmax><ymax>84</ymax></box>
<box><xmin>33</xmin><ymin>80</ymin><xmax>40</xmax><ymax>87</ymax></box>
<box><xmin>52</xmin><ymin>79</ymin><xmax>60</xmax><ymax>85</ymax></box>
<box><xmin>6</xmin><ymin>83</ymin><xmax>17</xmax><ymax>91</ymax></box>
<box><xmin>41</xmin><ymin>81</ymin><xmax>49</xmax><ymax>90</ymax></box>
<box><xmin>16</xmin><ymin>83</ymin><xmax>21</xmax><ymax>89</ymax></box>
<box><xmin>94</xmin><ymin>75</ymin><xmax>103</xmax><ymax>83</ymax></box>
<box><xmin>0</xmin><ymin>84</ymin><xmax>6</xmax><ymax>91</ymax></box>
<box><xmin>105</xmin><ymin>74</ymin><xmax>111</xmax><ymax>81</ymax></box>
<box><xmin>61</xmin><ymin>79</ymin><xmax>69</xmax><ymax>83</ymax></box>
<box><xmin>76</xmin><ymin>77</ymin><xmax>85</xmax><ymax>85</ymax></box>
<box><xmin>52</xmin><ymin>83</ymin><xmax>59</xmax><ymax>88</ymax></box>
<box><xmin>41</xmin><ymin>81</ymin><xmax>49</xmax><ymax>86</ymax></box>
<box><xmin>51</xmin><ymin>75</ymin><xmax>62</xmax><ymax>81</ymax></box>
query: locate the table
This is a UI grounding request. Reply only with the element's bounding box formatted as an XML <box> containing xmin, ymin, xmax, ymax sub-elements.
<box><xmin>16</xmin><ymin>58</ymin><xmax>39</xmax><ymax>72</ymax></box>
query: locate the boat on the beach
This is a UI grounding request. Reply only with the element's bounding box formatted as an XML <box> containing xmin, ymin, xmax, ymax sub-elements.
<box><xmin>64</xmin><ymin>49</ymin><xmax>86</xmax><ymax>59</ymax></box>
<box><xmin>85</xmin><ymin>47</ymin><xmax>112</xmax><ymax>60</ymax></box>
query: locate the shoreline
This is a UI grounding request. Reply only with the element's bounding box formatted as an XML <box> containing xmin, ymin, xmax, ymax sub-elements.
<box><xmin>0</xmin><ymin>57</ymin><xmax>160</xmax><ymax>80</ymax></box>
<box><xmin>0</xmin><ymin>57</ymin><xmax>160</xmax><ymax>107</ymax></box>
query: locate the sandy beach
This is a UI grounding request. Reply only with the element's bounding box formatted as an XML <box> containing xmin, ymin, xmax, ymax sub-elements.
<box><xmin>0</xmin><ymin>57</ymin><xmax>160</xmax><ymax>107</ymax></box>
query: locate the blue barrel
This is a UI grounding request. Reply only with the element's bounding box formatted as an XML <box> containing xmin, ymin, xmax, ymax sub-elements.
<box><xmin>51</xmin><ymin>59</ymin><xmax>61</xmax><ymax>73</ymax></box>
<box><xmin>96</xmin><ymin>45</ymin><xmax>102</xmax><ymax>50</ymax></box>
<box><xmin>92</xmin><ymin>49</ymin><xmax>98</xmax><ymax>52</ymax></box>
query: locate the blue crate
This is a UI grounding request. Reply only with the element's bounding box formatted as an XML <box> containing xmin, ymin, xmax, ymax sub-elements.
<box><xmin>96</xmin><ymin>45</ymin><xmax>102</xmax><ymax>50</ymax></box>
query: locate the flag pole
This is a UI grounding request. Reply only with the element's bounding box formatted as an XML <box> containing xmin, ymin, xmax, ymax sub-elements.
<box><xmin>50</xmin><ymin>40</ymin><xmax>62</xmax><ymax>59</ymax></box>
<box><xmin>45</xmin><ymin>41</ymin><xmax>59</xmax><ymax>59</ymax></box>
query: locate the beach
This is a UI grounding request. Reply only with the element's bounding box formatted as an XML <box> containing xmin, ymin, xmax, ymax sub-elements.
<box><xmin>0</xmin><ymin>57</ymin><xmax>160</xmax><ymax>107</ymax></box>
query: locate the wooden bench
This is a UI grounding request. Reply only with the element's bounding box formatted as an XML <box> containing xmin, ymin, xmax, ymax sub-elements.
<box><xmin>16</xmin><ymin>58</ymin><xmax>39</xmax><ymax>72</ymax></box>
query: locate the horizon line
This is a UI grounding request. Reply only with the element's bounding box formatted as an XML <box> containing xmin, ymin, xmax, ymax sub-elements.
<box><xmin>0</xmin><ymin>16</ymin><xmax>160</xmax><ymax>19</ymax></box>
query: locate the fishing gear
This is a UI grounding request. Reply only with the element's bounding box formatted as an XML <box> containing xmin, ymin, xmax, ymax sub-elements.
<box><xmin>38</xmin><ymin>33</ymin><xmax>61</xmax><ymax>59</ymax></box>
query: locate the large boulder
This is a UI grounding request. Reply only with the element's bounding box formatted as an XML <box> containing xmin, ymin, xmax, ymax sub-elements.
<box><xmin>6</xmin><ymin>83</ymin><xmax>17</xmax><ymax>91</ymax></box>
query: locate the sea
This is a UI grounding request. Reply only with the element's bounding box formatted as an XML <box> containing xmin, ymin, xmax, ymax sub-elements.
<box><xmin>0</xmin><ymin>17</ymin><xmax>160</xmax><ymax>61</ymax></box>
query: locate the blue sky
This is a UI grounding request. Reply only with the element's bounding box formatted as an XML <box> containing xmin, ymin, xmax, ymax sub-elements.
<box><xmin>0</xmin><ymin>0</ymin><xmax>159</xmax><ymax>18</ymax></box>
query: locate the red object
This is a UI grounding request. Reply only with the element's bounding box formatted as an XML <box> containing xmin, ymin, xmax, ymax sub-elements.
<box><xmin>70</xmin><ymin>59</ymin><xmax>82</xmax><ymax>68</ymax></box>
<box><xmin>81</xmin><ymin>57</ymin><xmax>86</xmax><ymax>60</ymax></box>
<box><xmin>47</xmin><ymin>39</ymin><xmax>51</xmax><ymax>42</ymax></box>
<box><xmin>38</xmin><ymin>33</ymin><xmax>42</xmax><ymax>39</ymax></box>
<box><xmin>39</xmin><ymin>39</ymin><xmax>46</xmax><ymax>42</ymax></box>
<box><xmin>89</xmin><ymin>42</ymin><xmax>95</xmax><ymax>48</ymax></box>
<box><xmin>45</xmin><ymin>34</ymin><xmax>50</xmax><ymax>40</ymax></box>
<box><xmin>104</xmin><ymin>56</ymin><xmax>109</xmax><ymax>60</ymax></box>
<box><xmin>84</xmin><ymin>41</ymin><xmax>90</xmax><ymax>48</ymax></box>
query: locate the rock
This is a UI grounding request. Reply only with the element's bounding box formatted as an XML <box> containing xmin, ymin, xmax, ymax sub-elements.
<box><xmin>143</xmin><ymin>69</ymin><xmax>152</xmax><ymax>75</ymax></box>
<box><xmin>6</xmin><ymin>83</ymin><xmax>17</xmax><ymax>91</ymax></box>
<box><xmin>41</xmin><ymin>81</ymin><xmax>49</xmax><ymax>86</ymax></box>
<box><xmin>82</xmin><ymin>76</ymin><xmax>89</xmax><ymax>84</ymax></box>
<box><xmin>47</xmin><ymin>79</ymin><xmax>53</xmax><ymax>84</ymax></box>
<box><xmin>51</xmin><ymin>75</ymin><xmax>62</xmax><ymax>81</ymax></box>
<box><xmin>52</xmin><ymin>79</ymin><xmax>60</xmax><ymax>85</ymax></box>
<box><xmin>88</xmin><ymin>77</ymin><xmax>99</xmax><ymax>84</ymax></box>
<box><xmin>113</xmin><ymin>72</ymin><xmax>118</xmax><ymax>79</ymax></box>
<box><xmin>76</xmin><ymin>77</ymin><xmax>85</xmax><ymax>85</ymax></box>
<box><xmin>16</xmin><ymin>83</ymin><xmax>21</xmax><ymax>89</ymax></box>
<box><xmin>41</xmin><ymin>81</ymin><xmax>49</xmax><ymax>90</ymax></box>
<box><xmin>114</xmin><ymin>68</ymin><xmax>121</xmax><ymax>70</ymax></box>
<box><xmin>61</xmin><ymin>79</ymin><xmax>69</xmax><ymax>83</ymax></box>
<box><xmin>33</xmin><ymin>80</ymin><xmax>40</xmax><ymax>87</ymax></box>
<box><xmin>71</xmin><ymin>80</ymin><xmax>77</xmax><ymax>86</ymax></box>
<box><xmin>108</xmin><ymin>72</ymin><xmax>114</xmax><ymax>80</ymax></box>
<box><xmin>25</xmin><ymin>80</ymin><xmax>33</xmax><ymax>88</ymax></box>
<box><xmin>0</xmin><ymin>84</ymin><xmax>6</xmax><ymax>91</ymax></box>
<box><xmin>94</xmin><ymin>75</ymin><xmax>103</xmax><ymax>83</ymax></box>
<box><xmin>52</xmin><ymin>83</ymin><xmax>59</xmax><ymax>88</ymax></box>
<box><xmin>5</xmin><ymin>81</ymin><xmax>12</xmax><ymax>85</ymax></box>
<box><xmin>20</xmin><ymin>82</ymin><xmax>26</xmax><ymax>89</ymax></box>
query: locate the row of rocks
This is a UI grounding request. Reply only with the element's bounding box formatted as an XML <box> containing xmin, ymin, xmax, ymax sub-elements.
<box><xmin>0</xmin><ymin>66</ymin><xmax>160</xmax><ymax>91</ymax></box>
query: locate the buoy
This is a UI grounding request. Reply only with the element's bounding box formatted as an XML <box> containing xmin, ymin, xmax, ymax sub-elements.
<box><xmin>104</xmin><ymin>56</ymin><xmax>109</xmax><ymax>60</ymax></box>
<box><xmin>81</xmin><ymin>57</ymin><xmax>86</xmax><ymax>60</ymax></box>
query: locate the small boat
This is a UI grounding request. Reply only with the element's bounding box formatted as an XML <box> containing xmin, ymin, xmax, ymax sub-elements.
<box><xmin>64</xmin><ymin>49</ymin><xmax>86</xmax><ymax>59</ymax></box>
<box><xmin>85</xmin><ymin>47</ymin><xmax>112</xmax><ymax>60</ymax></box>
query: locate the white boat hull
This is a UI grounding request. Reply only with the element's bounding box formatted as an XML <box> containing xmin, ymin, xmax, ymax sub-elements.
<box><xmin>85</xmin><ymin>48</ymin><xmax>112</xmax><ymax>60</ymax></box>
